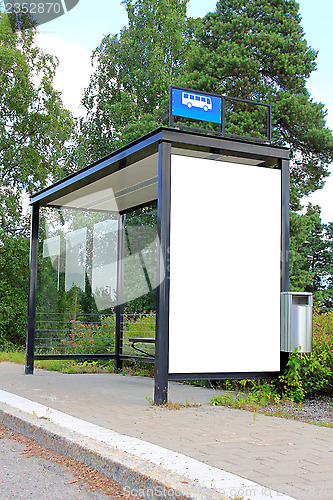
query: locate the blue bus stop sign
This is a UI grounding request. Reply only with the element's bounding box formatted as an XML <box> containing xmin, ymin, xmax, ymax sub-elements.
<box><xmin>171</xmin><ymin>87</ymin><xmax>222</xmax><ymax>124</ymax></box>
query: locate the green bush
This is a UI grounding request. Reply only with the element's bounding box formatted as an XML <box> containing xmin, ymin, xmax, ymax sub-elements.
<box><xmin>280</xmin><ymin>309</ymin><xmax>333</xmax><ymax>400</ymax></box>
<box><xmin>54</xmin><ymin>312</ymin><xmax>156</xmax><ymax>356</ymax></box>
<box><xmin>0</xmin><ymin>236</ymin><xmax>29</xmax><ymax>347</ymax></box>
<box><xmin>59</xmin><ymin>314</ymin><xmax>116</xmax><ymax>355</ymax></box>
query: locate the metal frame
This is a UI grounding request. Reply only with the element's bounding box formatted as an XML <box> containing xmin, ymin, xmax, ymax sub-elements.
<box><xmin>221</xmin><ymin>95</ymin><xmax>272</xmax><ymax>143</ymax></box>
<box><xmin>154</xmin><ymin>141</ymin><xmax>171</xmax><ymax>404</ymax></box>
<box><xmin>26</xmin><ymin>127</ymin><xmax>289</xmax><ymax>403</ymax></box>
<box><xmin>115</xmin><ymin>213</ymin><xmax>126</xmax><ymax>373</ymax></box>
<box><xmin>169</xmin><ymin>371</ymin><xmax>281</xmax><ymax>381</ymax></box>
<box><xmin>164</xmin><ymin>156</ymin><xmax>289</xmax><ymax>389</ymax></box>
<box><xmin>280</xmin><ymin>158</ymin><xmax>290</xmax><ymax>372</ymax></box>
<box><xmin>169</xmin><ymin>86</ymin><xmax>272</xmax><ymax>143</ymax></box>
<box><xmin>25</xmin><ymin>204</ymin><xmax>40</xmax><ymax>374</ymax></box>
<box><xmin>30</xmin><ymin>128</ymin><xmax>289</xmax><ymax>209</ymax></box>
<box><xmin>281</xmin><ymin>159</ymin><xmax>290</xmax><ymax>293</ymax></box>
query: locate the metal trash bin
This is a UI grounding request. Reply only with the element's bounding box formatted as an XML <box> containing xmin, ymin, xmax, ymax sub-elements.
<box><xmin>281</xmin><ymin>292</ymin><xmax>313</xmax><ymax>353</ymax></box>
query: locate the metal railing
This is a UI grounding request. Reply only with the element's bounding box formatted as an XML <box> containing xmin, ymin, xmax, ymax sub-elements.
<box><xmin>34</xmin><ymin>311</ymin><xmax>156</xmax><ymax>362</ymax></box>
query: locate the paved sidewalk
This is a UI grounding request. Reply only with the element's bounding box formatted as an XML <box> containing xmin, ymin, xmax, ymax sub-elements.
<box><xmin>0</xmin><ymin>362</ymin><xmax>332</xmax><ymax>500</ymax></box>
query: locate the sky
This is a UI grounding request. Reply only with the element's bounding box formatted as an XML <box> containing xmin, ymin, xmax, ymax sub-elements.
<box><xmin>25</xmin><ymin>0</ymin><xmax>333</xmax><ymax>222</ymax></box>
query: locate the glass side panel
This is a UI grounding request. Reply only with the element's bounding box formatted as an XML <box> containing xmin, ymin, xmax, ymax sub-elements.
<box><xmin>36</xmin><ymin>204</ymin><xmax>160</xmax><ymax>359</ymax></box>
<box><xmin>121</xmin><ymin>204</ymin><xmax>158</xmax><ymax>358</ymax></box>
<box><xmin>36</xmin><ymin>207</ymin><xmax>118</xmax><ymax>356</ymax></box>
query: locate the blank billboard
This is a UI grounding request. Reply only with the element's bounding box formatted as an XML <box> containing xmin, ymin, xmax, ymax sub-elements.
<box><xmin>169</xmin><ymin>154</ymin><xmax>281</xmax><ymax>374</ymax></box>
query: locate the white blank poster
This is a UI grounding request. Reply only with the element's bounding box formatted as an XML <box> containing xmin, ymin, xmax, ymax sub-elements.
<box><xmin>169</xmin><ymin>154</ymin><xmax>281</xmax><ymax>374</ymax></box>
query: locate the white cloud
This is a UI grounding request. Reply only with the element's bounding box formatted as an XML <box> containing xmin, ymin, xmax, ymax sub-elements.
<box><xmin>35</xmin><ymin>33</ymin><xmax>93</xmax><ymax>117</ymax></box>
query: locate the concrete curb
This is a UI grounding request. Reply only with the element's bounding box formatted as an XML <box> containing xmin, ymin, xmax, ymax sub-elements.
<box><xmin>0</xmin><ymin>392</ymin><xmax>296</xmax><ymax>500</ymax></box>
<box><xmin>0</xmin><ymin>403</ymin><xmax>221</xmax><ymax>500</ymax></box>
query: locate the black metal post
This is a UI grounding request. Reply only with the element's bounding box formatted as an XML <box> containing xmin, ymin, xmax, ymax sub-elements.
<box><xmin>267</xmin><ymin>104</ymin><xmax>272</xmax><ymax>143</ymax></box>
<box><xmin>154</xmin><ymin>141</ymin><xmax>171</xmax><ymax>405</ymax></box>
<box><xmin>281</xmin><ymin>158</ymin><xmax>290</xmax><ymax>293</ymax></box>
<box><xmin>221</xmin><ymin>96</ymin><xmax>226</xmax><ymax>137</ymax></box>
<box><xmin>25</xmin><ymin>204</ymin><xmax>40</xmax><ymax>374</ymax></box>
<box><xmin>115</xmin><ymin>214</ymin><xmax>125</xmax><ymax>373</ymax></box>
<box><xmin>169</xmin><ymin>87</ymin><xmax>174</xmax><ymax>127</ymax></box>
<box><xmin>280</xmin><ymin>158</ymin><xmax>290</xmax><ymax>375</ymax></box>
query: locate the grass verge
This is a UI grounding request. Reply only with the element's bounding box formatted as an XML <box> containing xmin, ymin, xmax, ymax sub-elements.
<box><xmin>0</xmin><ymin>350</ymin><xmax>25</xmax><ymax>364</ymax></box>
<box><xmin>0</xmin><ymin>351</ymin><xmax>155</xmax><ymax>376</ymax></box>
<box><xmin>0</xmin><ymin>351</ymin><xmax>114</xmax><ymax>373</ymax></box>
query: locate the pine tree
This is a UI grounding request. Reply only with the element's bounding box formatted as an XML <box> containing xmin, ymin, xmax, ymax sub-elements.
<box><xmin>182</xmin><ymin>0</ymin><xmax>333</xmax><ymax>206</ymax></box>
<box><xmin>76</xmin><ymin>0</ymin><xmax>333</xmax><ymax>298</ymax></box>
<box><xmin>180</xmin><ymin>0</ymin><xmax>333</xmax><ymax>291</ymax></box>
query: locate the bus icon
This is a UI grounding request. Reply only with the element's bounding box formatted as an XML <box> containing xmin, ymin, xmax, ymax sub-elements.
<box><xmin>181</xmin><ymin>92</ymin><xmax>212</xmax><ymax>111</ymax></box>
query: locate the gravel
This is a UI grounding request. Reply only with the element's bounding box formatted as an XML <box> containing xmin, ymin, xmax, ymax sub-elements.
<box><xmin>263</xmin><ymin>396</ymin><xmax>333</xmax><ymax>426</ymax></box>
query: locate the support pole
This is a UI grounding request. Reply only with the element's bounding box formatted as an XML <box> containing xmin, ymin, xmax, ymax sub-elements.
<box><xmin>25</xmin><ymin>204</ymin><xmax>40</xmax><ymax>374</ymax></box>
<box><xmin>281</xmin><ymin>159</ymin><xmax>290</xmax><ymax>294</ymax></box>
<box><xmin>154</xmin><ymin>141</ymin><xmax>171</xmax><ymax>405</ymax></box>
<box><xmin>115</xmin><ymin>214</ymin><xmax>125</xmax><ymax>373</ymax></box>
<box><xmin>280</xmin><ymin>158</ymin><xmax>290</xmax><ymax>375</ymax></box>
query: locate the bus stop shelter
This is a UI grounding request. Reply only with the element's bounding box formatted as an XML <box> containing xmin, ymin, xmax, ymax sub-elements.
<box><xmin>26</xmin><ymin>127</ymin><xmax>290</xmax><ymax>404</ymax></box>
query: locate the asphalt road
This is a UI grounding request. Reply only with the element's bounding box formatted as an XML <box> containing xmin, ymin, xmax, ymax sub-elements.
<box><xmin>0</xmin><ymin>424</ymin><xmax>140</xmax><ymax>500</ymax></box>
<box><xmin>0</xmin><ymin>436</ymin><xmax>109</xmax><ymax>499</ymax></box>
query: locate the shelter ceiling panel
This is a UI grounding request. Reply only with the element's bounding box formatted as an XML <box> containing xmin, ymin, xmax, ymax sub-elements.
<box><xmin>48</xmin><ymin>153</ymin><xmax>158</xmax><ymax>212</ymax></box>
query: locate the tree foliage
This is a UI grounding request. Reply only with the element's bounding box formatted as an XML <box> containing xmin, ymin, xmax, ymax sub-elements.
<box><xmin>76</xmin><ymin>0</ymin><xmax>333</xmax><ymax>300</ymax></box>
<box><xmin>79</xmin><ymin>0</ymin><xmax>333</xmax><ymax>206</ymax></box>
<box><xmin>73</xmin><ymin>0</ymin><xmax>190</xmax><ymax>166</ymax></box>
<box><xmin>0</xmin><ymin>14</ymin><xmax>73</xmax><ymax>345</ymax></box>
<box><xmin>296</xmin><ymin>204</ymin><xmax>333</xmax><ymax>310</ymax></box>
<box><xmin>181</xmin><ymin>0</ymin><xmax>333</xmax><ymax>205</ymax></box>
<box><xmin>2</xmin><ymin>0</ymin><xmax>332</xmax><ymax>351</ymax></box>
<box><xmin>0</xmin><ymin>235</ymin><xmax>30</xmax><ymax>347</ymax></box>
<box><xmin>0</xmin><ymin>14</ymin><xmax>73</xmax><ymax>238</ymax></box>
